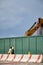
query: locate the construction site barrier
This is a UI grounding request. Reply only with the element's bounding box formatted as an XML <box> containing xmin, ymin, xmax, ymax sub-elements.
<box><xmin>0</xmin><ymin>54</ymin><xmax>42</xmax><ymax>63</ymax></box>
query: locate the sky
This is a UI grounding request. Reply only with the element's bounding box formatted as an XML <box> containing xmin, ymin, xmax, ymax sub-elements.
<box><xmin>0</xmin><ymin>0</ymin><xmax>43</xmax><ymax>38</ymax></box>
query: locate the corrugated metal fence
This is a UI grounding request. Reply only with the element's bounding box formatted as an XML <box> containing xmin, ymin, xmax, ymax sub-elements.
<box><xmin>0</xmin><ymin>36</ymin><xmax>43</xmax><ymax>54</ymax></box>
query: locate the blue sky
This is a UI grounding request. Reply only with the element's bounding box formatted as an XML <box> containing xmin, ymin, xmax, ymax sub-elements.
<box><xmin>0</xmin><ymin>0</ymin><xmax>43</xmax><ymax>38</ymax></box>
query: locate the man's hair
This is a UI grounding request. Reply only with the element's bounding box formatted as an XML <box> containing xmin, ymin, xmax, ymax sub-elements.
<box><xmin>10</xmin><ymin>46</ymin><xmax>12</xmax><ymax>49</ymax></box>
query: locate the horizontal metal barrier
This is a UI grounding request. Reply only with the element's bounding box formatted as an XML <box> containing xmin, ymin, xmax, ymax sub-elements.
<box><xmin>0</xmin><ymin>54</ymin><xmax>42</xmax><ymax>63</ymax></box>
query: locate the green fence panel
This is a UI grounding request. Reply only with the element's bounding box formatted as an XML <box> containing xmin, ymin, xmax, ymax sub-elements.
<box><xmin>0</xmin><ymin>36</ymin><xmax>43</xmax><ymax>54</ymax></box>
<box><xmin>30</xmin><ymin>37</ymin><xmax>37</xmax><ymax>54</ymax></box>
<box><xmin>22</xmin><ymin>37</ymin><xmax>30</xmax><ymax>54</ymax></box>
<box><xmin>0</xmin><ymin>39</ymin><xmax>4</xmax><ymax>53</ymax></box>
<box><xmin>15</xmin><ymin>37</ymin><xmax>22</xmax><ymax>54</ymax></box>
<box><xmin>37</xmin><ymin>36</ymin><xmax>43</xmax><ymax>54</ymax></box>
<box><xmin>4</xmin><ymin>39</ymin><xmax>10</xmax><ymax>54</ymax></box>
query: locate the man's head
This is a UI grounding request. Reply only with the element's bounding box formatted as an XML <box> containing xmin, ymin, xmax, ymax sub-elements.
<box><xmin>10</xmin><ymin>46</ymin><xmax>12</xmax><ymax>49</ymax></box>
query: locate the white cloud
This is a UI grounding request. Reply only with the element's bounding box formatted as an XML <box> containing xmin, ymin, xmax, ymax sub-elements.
<box><xmin>0</xmin><ymin>0</ymin><xmax>26</xmax><ymax>29</ymax></box>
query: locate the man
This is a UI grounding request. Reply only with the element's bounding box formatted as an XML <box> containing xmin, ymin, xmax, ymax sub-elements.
<box><xmin>8</xmin><ymin>46</ymin><xmax>12</xmax><ymax>54</ymax></box>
